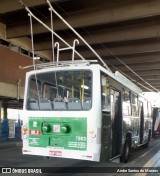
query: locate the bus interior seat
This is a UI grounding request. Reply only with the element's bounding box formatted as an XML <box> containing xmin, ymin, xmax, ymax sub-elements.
<box><xmin>83</xmin><ymin>97</ymin><xmax>91</xmax><ymax>110</ymax></box>
<box><xmin>68</xmin><ymin>98</ymin><xmax>81</xmax><ymax>110</ymax></box>
<box><xmin>29</xmin><ymin>99</ymin><xmax>39</xmax><ymax>110</ymax></box>
<box><xmin>39</xmin><ymin>98</ymin><xmax>53</xmax><ymax>110</ymax></box>
<box><xmin>53</xmin><ymin>98</ymin><xmax>66</xmax><ymax>110</ymax></box>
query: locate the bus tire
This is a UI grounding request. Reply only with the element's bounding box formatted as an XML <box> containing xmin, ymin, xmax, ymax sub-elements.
<box><xmin>120</xmin><ymin>141</ymin><xmax>129</xmax><ymax>163</ymax></box>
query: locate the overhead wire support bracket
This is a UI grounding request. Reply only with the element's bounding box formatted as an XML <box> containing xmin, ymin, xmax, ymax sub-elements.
<box><xmin>55</xmin><ymin>39</ymin><xmax>79</xmax><ymax>65</ymax></box>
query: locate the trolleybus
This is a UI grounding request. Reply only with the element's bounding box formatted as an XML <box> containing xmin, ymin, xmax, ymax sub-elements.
<box><xmin>21</xmin><ymin>0</ymin><xmax>152</xmax><ymax>163</ymax></box>
<box><xmin>22</xmin><ymin>61</ymin><xmax>152</xmax><ymax>163</ymax></box>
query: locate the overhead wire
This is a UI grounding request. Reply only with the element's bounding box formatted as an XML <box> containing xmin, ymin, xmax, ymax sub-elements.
<box><xmin>21</xmin><ymin>0</ymin><xmax>159</xmax><ymax>93</ymax></box>
<box><xmin>19</xmin><ymin>0</ymin><xmax>86</xmax><ymax>61</ymax></box>
<box><xmin>110</xmin><ymin>64</ymin><xmax>154</xmax><ymax>92</ymax></box>
<box><xmin>46</xmin><ymin>0</ymin><xmax>111</xmax><ymax>71</ymax></box>
<box><xmin>53</xmin><ymin>1</ymin><xmax>159</xmax><ymax>92</ymax></box>
<box><xmin>101</xmin><ymin>45</ymin><xmax>159</xmax><ymax>92</ymax></box>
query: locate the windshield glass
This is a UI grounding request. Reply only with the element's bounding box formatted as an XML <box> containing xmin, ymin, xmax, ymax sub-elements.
<box><xmin>27</xmin><ymin>70</ymin><xmax>92</xmax><ymax>111</ymax></box>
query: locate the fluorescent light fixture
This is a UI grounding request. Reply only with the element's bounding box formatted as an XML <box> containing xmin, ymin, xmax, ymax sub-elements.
<box><xmin>33</xmin><ymin>56</ymin><xmax>40</xmax><ymax>60</ymax></box>
<box><xmin>81</xmin><ymin>85</ymin><xmax>89</xmax><ymax>90</ymax></box>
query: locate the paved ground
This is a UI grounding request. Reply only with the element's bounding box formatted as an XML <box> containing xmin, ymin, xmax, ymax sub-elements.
<box><xmin>0</xmin><ymin>138</ymin><xmax>160</xmax><ymax>176</ymax></box>
<box><xmin>0</xmin><ymin>141</ymin><xmax>22</xmax><ymax>149</ymax></box>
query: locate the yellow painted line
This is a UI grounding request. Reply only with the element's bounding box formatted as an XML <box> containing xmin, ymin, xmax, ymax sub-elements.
<box><xmin>134</xmin><ymin>150</ymin><xmax>160</xmax><ymax>176</ymax></box>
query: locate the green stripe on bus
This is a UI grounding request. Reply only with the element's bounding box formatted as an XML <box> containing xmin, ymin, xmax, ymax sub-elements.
<box><xmin>29</xmin><ymin>117</ymin><xmax>87</xmax><ymax>151</ymax></box>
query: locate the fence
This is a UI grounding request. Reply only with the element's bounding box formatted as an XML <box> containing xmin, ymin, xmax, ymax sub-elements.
<box><xmin>0</xmin><ymin>119</ymin><xmax>21</xmax><ymax>142</ymax></box>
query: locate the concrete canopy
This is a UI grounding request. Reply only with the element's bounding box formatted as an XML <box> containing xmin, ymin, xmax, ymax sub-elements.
<box><xmin>0</xmin><ymin>0</ymin><xmax>160</xmax><ymax>92</ymax></box>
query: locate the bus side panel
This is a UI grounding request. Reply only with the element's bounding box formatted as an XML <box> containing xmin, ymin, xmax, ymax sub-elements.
<box><xmin>100</xmin><ymin>112</ymin><xmax>112</xmax><ymax>162</ymax></box>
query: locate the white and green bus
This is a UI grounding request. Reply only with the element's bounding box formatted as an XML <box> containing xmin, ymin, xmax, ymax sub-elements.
<box><xmin>21</xmin><ymin>0</ymin><xmax>152</xmax><ymax>163</ymax></box>
<box><xmin>22</xmin><ymin>61</ymin><xmax>152</xmax><ymax>163</ymax></box>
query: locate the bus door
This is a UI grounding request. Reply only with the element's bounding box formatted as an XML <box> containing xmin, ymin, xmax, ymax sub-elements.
<box><xmin>139</xmin><ymin>101</ymin><xmax>144</xmax><ymax>144</ymax></box>
<box><xmin>153</xmin><ymin>108</ymin><xmax>160</xmax><ymax>137</ymax></box>
<box><xmin>111</xmin><ymin>88</ymin><xmax>122</xmax><ymax>157</ymax></box>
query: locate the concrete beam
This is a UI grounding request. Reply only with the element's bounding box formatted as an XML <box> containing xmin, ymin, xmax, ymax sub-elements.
<box><xmin>9</xmin><ymin>37</ymin><xmax>52</xmax><ymax>60</ymax></box>
<box><xmin>127</xmin><ymin>75</ymin><xmax>160</xmax><ymax>82</ymax></box>
<box><xmin>15</xmin><ymin>37</ymin><xmax>160</xmax><ymax>63</ymax></box>
<box><xmin>123</xmin><ymin>69</ymin><xmax>160</xmax><ymax>77</ymax></box>
<box><xmin>33</xmin><ymin>22</ymin><xmax>160</xmax><ymax>51</ymax></box>
<box><xmin>10</xmin><ymin>37</ymin><xmax>32</xmax><ymax>51</ymax></box>
<box><xmin>0</xmin><ymin>22</ymin><xmax>6</xmax><ymax>39</ymax></box>
<box><xmin>0</xmin><ymin>82</ymin><xmax>24</xmax><ymax>99</ymax></box>
<box><xmin>46</xmin><ymin>41</ymin><xmax>160</xmax><ymax>62</ymax></box>
<box><xmin>113</xmin><ymin>62</ymin><xmax>160</xmax><ymax>72</ymax></box>
<box><xmin>104</xmin><ymin>41</ymin><xmax>160</xmax><ymax>57</ymax></box>
<box><xmin>7</xmin><ymin>0</ymin><xmax>160</xmax><ymax>38</ymax></box>
<box><xmin>134</xmin><ymin>80</ymin><xmax>160</xmax><ymax>84</ymax></box>
<box><xmin>105</xmin><ymin>54</ymin><xmax>160</xmax><ymax>66</ymax></box>
<box><xmin>0</xmin><ymin>0</ymin><xmax>59</xmax><ymax>13</ymax></box>
<box><xmin>132</xmin><ymin>80</ymin><xmax>160</xmax><ymax>90</ymax></box>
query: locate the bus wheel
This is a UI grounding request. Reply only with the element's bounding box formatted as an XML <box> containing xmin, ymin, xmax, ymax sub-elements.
<box><xmin>120</xmin><ymin>141</ymin><xmax>129</xmax><ymax>163</ymax></box>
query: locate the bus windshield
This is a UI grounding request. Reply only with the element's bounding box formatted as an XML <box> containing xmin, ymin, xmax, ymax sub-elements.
<box><xmin>26</xmin><ymin>70</ymin><xmax>92</xmax><ymax>111</ymax></box>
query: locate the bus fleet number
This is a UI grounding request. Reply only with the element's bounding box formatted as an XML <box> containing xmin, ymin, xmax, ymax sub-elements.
<box><xmin>76</xmin><ymin>136</ymin><xmax>86</xmax><ymax>141</ymax></box>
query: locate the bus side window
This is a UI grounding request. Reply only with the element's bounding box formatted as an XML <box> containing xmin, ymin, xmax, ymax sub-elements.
<box><xmin>122</xmin><ymin>89</ymin><xmax>131</xmax><ymax>116</ymax></box>
<box><xmin>148</xmin><ymin>102</ymin><xmax>152</xmax><ymax>118</ymax></box>
<box><xmin>101</xmin><ymin>74</ymin><xmax>110</xmax><ymax>112</ymax></box>
<box><xmin>143</xmin><ymin>100</ymin><xmax>148</xmax><ymax>118</ymax></box>
<box><xmin>131</xmin><ymin>93</ymin><xmax>138</xmax><ymax>116</ymax></box>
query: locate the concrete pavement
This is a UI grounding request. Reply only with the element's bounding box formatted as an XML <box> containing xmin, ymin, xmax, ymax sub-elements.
<box><xmin>0</xmin><ymin>141</ymin><xmax>22</xmax><ymax>149</ymax></box>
